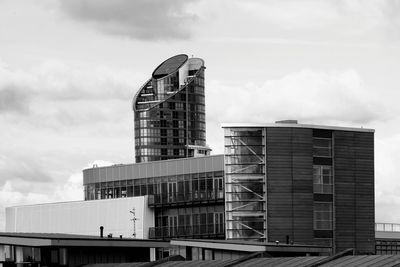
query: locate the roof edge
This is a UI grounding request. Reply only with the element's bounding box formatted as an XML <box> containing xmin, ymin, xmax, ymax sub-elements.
<box><xmin>221</xmin><ymin>122</ymin><xmax>374</xmax><ymax>133</ymax></box>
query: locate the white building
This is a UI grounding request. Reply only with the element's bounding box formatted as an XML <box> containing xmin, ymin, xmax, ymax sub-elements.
<box><xmin>6</xmin><ymin>196</ymin><xmax>154</xmax><ymax>239</ymax></box>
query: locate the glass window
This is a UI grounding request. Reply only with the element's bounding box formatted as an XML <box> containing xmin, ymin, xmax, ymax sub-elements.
<box><xmin>313</xmin><ymin>137</ymin><xmax>332</xmax><ymax>157</ymax></box>
<box><xmin>313</xmin><ymin>165</ymin><xmax>333</xmax><ymax>194</ymax></box>
<box><xmin>314</xmin><ymin>202</ymin><xmax>333</xmax><ymax>230</ymax></box>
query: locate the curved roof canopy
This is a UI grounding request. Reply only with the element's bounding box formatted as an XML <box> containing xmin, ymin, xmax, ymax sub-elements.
<box><xmin>152</xmin><ymin>54</ymin><xmax>188</xmax><ymax>79</ymax></box>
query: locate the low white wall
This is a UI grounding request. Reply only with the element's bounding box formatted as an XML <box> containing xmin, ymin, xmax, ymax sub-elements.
<box><xmin>6</xmin><ymin>196</ymin><xmax>154</xmax><ymax>239</ymax></box>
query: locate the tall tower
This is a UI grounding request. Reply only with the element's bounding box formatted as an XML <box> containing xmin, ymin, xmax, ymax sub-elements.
<box><xmin>133</xmin><ymin>54</ymin><xmax>210</xmax><ymax>163</ymax></box>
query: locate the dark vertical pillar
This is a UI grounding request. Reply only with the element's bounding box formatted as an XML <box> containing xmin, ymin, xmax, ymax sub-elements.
<box><xmin>291</xmin><ymin>128</ymin><xmax>314</xmax><ymax>245</ymax></box>
<box><xmin>266</xmin><ymin>128</ymin><xmax>293</xmax><ymax>243</ymax></box>
<box><xmin>334</xmin><ymin>131</ymin><xmax>356</xmax><ymax>253</ymax></box>
<box><xmin>334</xmin><ymin>131</ymin><xmax>374</xmax><ymax>254</ymax></box>
<box><xmin>266</xmin><ymin>127</ymin><xmax>313</xmax><ymax>244</ymax></box>
<box><xmin>354</xmin><ymin>132</ymin><xmax>375</xmax><ymax>254</ymax></box>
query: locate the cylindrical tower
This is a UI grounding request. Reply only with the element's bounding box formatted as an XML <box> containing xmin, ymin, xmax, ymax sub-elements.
<box><xmin>133</xmin><ymin>54</ymin><xmax>209</xmax><ymax>163</ymax></box>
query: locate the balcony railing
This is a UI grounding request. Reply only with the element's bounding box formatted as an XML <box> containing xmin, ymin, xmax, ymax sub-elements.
<box><xmin>149</xmin><ymin>224</ymin><xmax>225</xmax><ymax>240</ymax></box>
<box><xmin>148</xmin><ymin>191</ymin><xmax>224</xmax><ymax>207</ymax></box>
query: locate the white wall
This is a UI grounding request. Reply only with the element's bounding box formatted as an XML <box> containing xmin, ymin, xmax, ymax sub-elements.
<box><xmin>5</xmin><ymin>196</ymin><xmax>154</xmax><ymax>239</ymax></box>
<box><xmin>178</xmin><ymin>61</ymin><xmax>189</xmax><ymax>86</ymax></box>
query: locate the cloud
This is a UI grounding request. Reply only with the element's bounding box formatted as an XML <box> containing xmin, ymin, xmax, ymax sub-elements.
<box><xmin>0</xmin><ymin>154</ymin><xmax>53</xmax><ymax>186</ymax></box>
<box><xmin>207</xmin><ymin>68</ymin><xmax>384</xmax><ymax>125</ymax></box>
<box><xmin>206</xmin><ymin>69</ymin><xmax>385</xmax><ymax>155</ymax></box>
<box><xmin>58</xmin><ymin>0</ymin><xmax>198</xmax><ymax>40</ymax></box>
<box><xmin>0</xmin><ymin>86</ymin><xmax>30</xmax><ymax>114</ymax></box>
<box><xmin>0</xmin><ymin>62</ymin><xmax>35</xmax><ymax>114</ymax></box>
<box><xmin>202</xmin><ymin>0</ymin><xmax>400</xmax><ymax>44</ymax></box>
<box><xmin>30</xmin><ymin>60</ymin><xmax>137</xmax><ymax>101</ymax></box>
<box><xmin>0</xmin><ymin>59</ymin><xmax>141</xmax><ymax>127</ymax></box>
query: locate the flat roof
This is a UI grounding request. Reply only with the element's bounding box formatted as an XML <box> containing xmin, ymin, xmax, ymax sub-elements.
<box><xmin>222</xmin><ymin>122</ymin><xmax>374</xmax><ymax>133</ymax></box>
<box><xmin>0</xmin><ymin>232</ymin><xmax>170</xmax><ymax>248</ymax></box>
<box><xmin>83</xmin><ymin>154</ymin><xmax>224</xmax><ymax>185</ymax></box>
<box><xmin>171</xmin><ymin>239</ymin><xmax>331</xmax><ymax>254</ymax></box>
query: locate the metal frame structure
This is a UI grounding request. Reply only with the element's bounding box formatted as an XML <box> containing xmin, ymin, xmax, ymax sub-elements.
<box><xmin>224</xmin><ymin>128</ymin><xmax>267</xmax><ymax>242</ymax></box>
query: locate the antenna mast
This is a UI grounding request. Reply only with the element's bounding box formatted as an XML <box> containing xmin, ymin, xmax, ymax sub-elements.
<box><xmin>130</xmin><ymin>208</ymin><xmax>139</xmax><ymax>238</ymax></box>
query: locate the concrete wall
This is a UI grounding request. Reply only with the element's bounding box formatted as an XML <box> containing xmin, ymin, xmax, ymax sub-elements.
<box><xmin>6</xmin><ymin>196</ymin><xmax>154</xmax><ymax>238</ymax></box>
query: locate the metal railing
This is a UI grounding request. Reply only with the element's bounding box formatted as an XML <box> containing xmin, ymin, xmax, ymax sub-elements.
<box><xmin>149</xmin><ymin>224</ymin><xmax>225</xmax><ymax>239</ymax></box>
<box><xmin>148</xmin><ymin>191</ymin><xmax>224</xmax><ymax>206</ymax></box>
<box><xmin>376</xmin><ymin>223</ymin><xmax>400</xmax><ymax>232</ymax></box>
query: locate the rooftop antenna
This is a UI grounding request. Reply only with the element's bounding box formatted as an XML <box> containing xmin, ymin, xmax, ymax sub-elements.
<box><xmin>130</xmin><ymin>208</ymin><xmax>139</xmax><ymax>238</ymax></box>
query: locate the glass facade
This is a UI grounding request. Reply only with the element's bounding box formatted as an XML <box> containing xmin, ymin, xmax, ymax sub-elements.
<box><xmin>224</xmin><ymin>128</ymin><xmax>266</xmax><ymax>241</ymax></box>
<box><xmin>84</xmin><ymin>169</ymin><xmax>225</xmax><ymax>240</ymax></box>
<box><xmin>133</xmin><ymin>55</ymin><xmax>206</xmax><ymax>163</ymax></box>
<box><xmin>150</xmin><ymin>207</ymin><xmax>225</xmax><ymax>239</ymax></box>
<box><xmin>84</xmin><ymin>171</ymin><xmax>224</xmax><ymax>203</ymax></box>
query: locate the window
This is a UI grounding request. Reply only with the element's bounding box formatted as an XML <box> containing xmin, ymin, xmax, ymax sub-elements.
<box><xmin>214</xmin><ymin>212</ymin><xmax>224</xmax><ymax>234</ymax></box>
<box><xmin>313</xmin><ymin>165</ymin><xmax>333</xmax><ymax>193</ymax></box>
<box><xmin>313</xmin><ymin>137</ymin><xmax>332</xmax><ymax>157</ymax></box>
<box><xmin>314</xmin><ymin>202</ymin><xmax>333</xmax><ymax>230</ymax></box>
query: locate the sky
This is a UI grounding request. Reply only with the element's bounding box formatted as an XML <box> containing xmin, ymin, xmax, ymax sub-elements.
<box><xmin>0</xmin><ymin>0</ymin><xmax>400</xmax><ymax>230</ymax></box>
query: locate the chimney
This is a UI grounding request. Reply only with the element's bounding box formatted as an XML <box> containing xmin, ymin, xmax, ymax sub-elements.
<box><xmin>100</xmin><ymin>226</ymin><xmax>104</xmax><ymax>238</ymax></box>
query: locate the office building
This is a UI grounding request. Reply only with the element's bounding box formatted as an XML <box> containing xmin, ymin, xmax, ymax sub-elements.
<box><xmin>83</xmin><ymin>155</ymin><xmax>225</xmax><ymax>240</ymax></box>
<box><xmin>133</xmin><ymin>54</ymin><xmax>210</xmax><ymax>163</ymax></box>
<box><xmin>223</xmin><ymin>121</ymin><xmax>375</xmax><ymax>254</ymax></box>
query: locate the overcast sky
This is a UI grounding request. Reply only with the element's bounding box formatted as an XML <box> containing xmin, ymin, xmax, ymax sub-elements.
<box><xmin>1</xmin><ymin>0</ymin><xmax>400</xmax><ymax>230</ymax></box>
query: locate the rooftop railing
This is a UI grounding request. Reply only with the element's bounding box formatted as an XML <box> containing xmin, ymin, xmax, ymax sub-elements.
<box><xmin>376</xmin><ymin>223</ymin><xmax>400</xmax><ymax>232</ymax></box>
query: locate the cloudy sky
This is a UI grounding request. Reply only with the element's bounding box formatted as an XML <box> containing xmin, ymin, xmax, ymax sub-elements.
<box><xmin>1</xmin><ymin>0</ymin><xmax>400</xmax><ymax>230</ymax></box>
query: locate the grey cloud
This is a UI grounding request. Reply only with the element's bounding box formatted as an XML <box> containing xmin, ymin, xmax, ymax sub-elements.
<box><xmin>0</xmin><ymin>59</ymin><xmax>140</xmax><ymax>129</ymax></box>
<box><xmin>58</xmin><ymin>0</ymin><xmax>198</xmax><ymax>40</ymax></box>
<box><xmin>0</xmin><ymin>155</ymin><xmax>53</xmax><ymax>187</ymax></box>
<box><xmin>0</xmin><ymin>86</ymin><xmax>30</xmax><ymax>114</ymax></box>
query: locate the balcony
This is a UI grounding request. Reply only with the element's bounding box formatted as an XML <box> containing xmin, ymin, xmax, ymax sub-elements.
<box><xmin>148</xmin><ymin>191</ymin><xmax>224</xmax><ymax>208</ymax></box>
<box><xmin>149</xmin><ymin>224</ymin><xmax>225</xmax><ymax>240</ymax></box>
